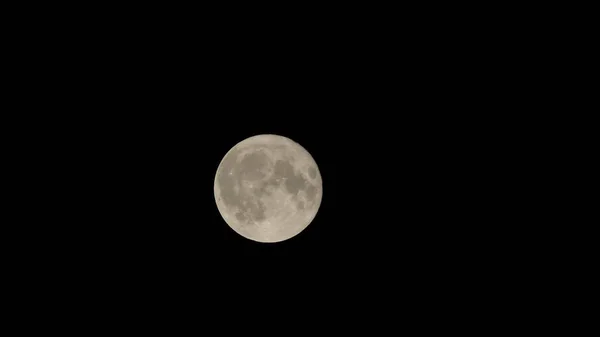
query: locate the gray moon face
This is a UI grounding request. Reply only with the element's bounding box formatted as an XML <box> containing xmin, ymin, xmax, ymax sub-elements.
<box><xmin>214</xmin><ymin>134</ymin><xmax>323</xmax><ymax>243</ymax></box>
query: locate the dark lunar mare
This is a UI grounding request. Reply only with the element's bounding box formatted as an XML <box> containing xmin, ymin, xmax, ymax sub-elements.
<box><xmin>239</xmin><ymin>150</ymin><xmax>269</xmax><ymax>180</ymax></box>
<box><xmin>270</xmin><ymin>159</ymin><xmax>318</xmax><ymax>211</ymax></box>
<box><xmin>273</xmin><ymin>159</ymin><xmax>309</xmax><ymax>195</ymax></box>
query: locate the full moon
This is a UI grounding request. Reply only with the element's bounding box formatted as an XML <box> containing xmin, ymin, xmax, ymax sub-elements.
<box><xmin>214</xmin><ymin>134</ymin><xmax>323</xmax><ymax>243</ymax></box>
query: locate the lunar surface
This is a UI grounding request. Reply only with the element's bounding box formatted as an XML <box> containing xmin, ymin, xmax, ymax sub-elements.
<box><xmin>214</xmin><ymin>134</ymin><xmax>323</xmax><ymax>243</ymax></box>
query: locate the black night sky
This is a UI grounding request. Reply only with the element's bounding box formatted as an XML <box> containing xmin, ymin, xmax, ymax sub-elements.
<box><xmin>17</xmin><ymin>9</ymin><xmax>516</xmax><ymax>326</ymax></box>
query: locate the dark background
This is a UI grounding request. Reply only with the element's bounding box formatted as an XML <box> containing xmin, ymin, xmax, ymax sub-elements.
<box><xmin>31</xmin><ymin>59</ymin><xmax>498</xmax><ymax>307</ymax></box>
<box><xmin>10</xmin><ymin>6</ymin><xmax>528</xmax><ymax>327</ymax></box>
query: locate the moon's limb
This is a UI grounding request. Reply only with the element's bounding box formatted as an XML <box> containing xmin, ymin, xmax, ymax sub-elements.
<box><xmin>214</xmin><ymin>134</ymin><xmax>322</xmax><ymax>243</ymax></box>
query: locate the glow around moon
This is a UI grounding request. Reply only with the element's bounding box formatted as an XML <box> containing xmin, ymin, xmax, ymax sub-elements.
<box><xmin>214</xmin><ymin>134</ymin><xmax>323</xmax><ymax>243</ymax></box>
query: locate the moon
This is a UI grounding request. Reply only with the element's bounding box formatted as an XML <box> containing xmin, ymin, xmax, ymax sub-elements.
<box><xmin>214</xmin><ymin>134</ymin><xmax>323</xmax><ymax>243</ymax></box>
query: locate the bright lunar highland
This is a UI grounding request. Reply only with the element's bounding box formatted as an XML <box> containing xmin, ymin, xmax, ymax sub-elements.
<box><xmin>214</xmin><ymin>134</ymin><xmax>323</xmax><ymax>243</ymax></box>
